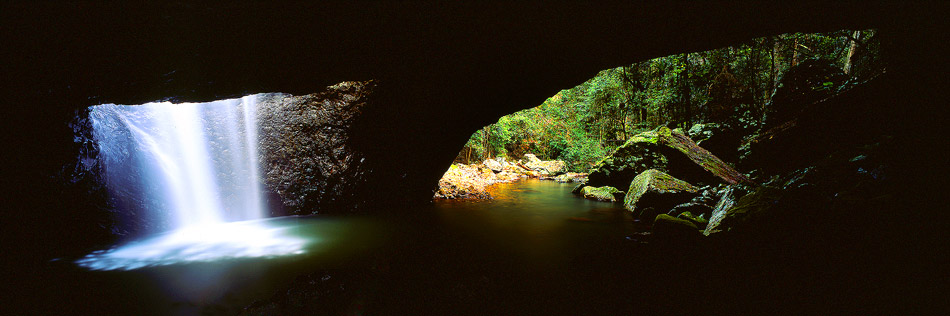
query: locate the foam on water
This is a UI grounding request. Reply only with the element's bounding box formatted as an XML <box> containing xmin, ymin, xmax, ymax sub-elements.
<box><xmin>80</xmin><ymin>95</ymin><xmax>307</xmax><ymax>271</ymax></box>
<box><xmin>76</xmin><ymin>220</ymin><xmax>309</xmax><ymax>271</ymax></box>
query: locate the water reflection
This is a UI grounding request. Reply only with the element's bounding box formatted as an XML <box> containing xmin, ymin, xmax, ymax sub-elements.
<box><xmin>76</xmin><ymin>220</ymin><xmax>309</xmax><ymax>271</ymax></box>
<box><xmin>433</xmin><ymin>179</ymin><xmax>638</xmax><ymax>266</ymax></box>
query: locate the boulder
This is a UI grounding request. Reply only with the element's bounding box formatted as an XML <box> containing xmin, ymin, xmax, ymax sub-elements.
<box><xmin>522</xmin><ymin>153</ymin><xmax>542</xmax><ymax>164</ymax></box>
<box><xmin>554</xmin><ymin>172</ymin><xmax>588</xmax><ymax>183</ymax></box>
<box><xmin>586</xmin><ymin>131</ymin><xmax>674</xmax><ymax>191</ymax></box>
<box><xmin>433</xmin><ymin>163</ymin><xmax>494</xmax><ymax>199</ymax></box>
<box><xmin>652</xmin><ymin>214</ymin><xmax>701</xmax><ymax>240</ymax></box>
<box><xmin>522</xmin><ymin>154</ymin><xmax>567</xmax><ymax>176</ymax></box>
<box><xmin>580</xmin><ymin>186</ymin><xmax>624</xmax><ymax>202</ymax></box>
<box><xmin>676</xmin><ymin>211</ymin><xmax>709</xmax><ymax>229</ymax></box>
<box><xmin>702</xmin><ymin>186</ymin><xmax>739</xmax><ymax>236</ymax></box>
<box><xmin>587</xmin><ymin>127</ymin><xmax>752</xmax><ymax>192</ymax></box>
<box><xmin>571</xmin><ymin>182</ymin><xmax>587</xmax><ymax>195</ymax></box>
<box><xmin>667</xmin><ymin>202</ymin><xmax>713</xmax><ymax>218</ymax></box>
<box><xmin>703</xmin><ymin>186</ymin><xmax>782</xmax><ymax>235</ymax></box>
<box><xmin>624</xmin><ymin>169</ymin><xmax>699</xmax><ymax>221</ymax></box>
<box><xmin>483</xmin><ymin>158</ymin><xmax>503</xmax><ymax>173</ymax></box>
<box><xmin>710</xmin><ymin>138</ymin><xmax>893</xmax><ymax>239</ymax></box>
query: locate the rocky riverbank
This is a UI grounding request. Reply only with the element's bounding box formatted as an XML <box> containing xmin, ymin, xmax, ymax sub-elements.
<box><xmin>434</xmin><ymin>154</ymin><xmax>584</xmax><ymax>199</ymax></box>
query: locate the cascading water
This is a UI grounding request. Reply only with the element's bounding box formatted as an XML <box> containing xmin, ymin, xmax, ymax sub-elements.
<box><xmin>77</xmin><ymin>95</ymin><xmax>307</xmax><ymax>271</ymax></box>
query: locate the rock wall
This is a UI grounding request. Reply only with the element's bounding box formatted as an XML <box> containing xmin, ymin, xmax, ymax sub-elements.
<box><xmin>256</xmin><ymin>81</ymin><xmax>375</xmax><ymax>214</ymax></box>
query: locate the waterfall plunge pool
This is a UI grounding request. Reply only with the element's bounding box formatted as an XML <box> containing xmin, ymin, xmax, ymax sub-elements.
<box><xmin>46</xmin><ymin>180</ymin><xmax>645</xmax><ymax>315</ymax></box>
<box><xmin>64</xmin><ymin>96</ymin><xmax>651</xmax><ymax>314</ymax></box>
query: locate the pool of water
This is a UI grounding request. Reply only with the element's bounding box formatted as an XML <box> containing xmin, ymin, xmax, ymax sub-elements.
<box><xmin>33</xmin><ymin>180</ymin><xmax>658</xmax><ymax>315</ymax></box>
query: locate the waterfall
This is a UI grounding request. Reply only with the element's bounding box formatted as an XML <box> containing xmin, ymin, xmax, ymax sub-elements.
<box><xmin>90</xmin><ymin>96</ymin><xmax>265</xmax><ymax>227</ymax></box>
<box><xmin>77</xmin><ymin>95</ymin><xmax>306</xmax><ymax>271</ymax></box>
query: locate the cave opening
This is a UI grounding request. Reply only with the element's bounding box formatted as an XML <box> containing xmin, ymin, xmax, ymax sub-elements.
<box><xmin>4</xmin><ymin>1</ymin><xmax>944</xmax><ymax>314</ymax></box>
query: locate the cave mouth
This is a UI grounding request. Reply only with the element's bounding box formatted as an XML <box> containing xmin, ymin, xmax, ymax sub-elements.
<box><xmin>51</xmin><ymin>25</ymin><xmax>921</xmax><ymax>314</ymax></box>
<box><xmin>433</xmin><ymin>28</ymin><xmax>882</xmax><ymax>211</ymax></box>
<box><xmin>433</xmin><ymin>29</ymin><xmax>892</xmax><ymax>236</ymax></box>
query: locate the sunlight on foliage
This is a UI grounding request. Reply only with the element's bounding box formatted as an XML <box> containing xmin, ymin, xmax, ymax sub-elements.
<box><xmin>455</xmin><ymin>29</ymin><xmax>881</xmax><ymax>173</ymax></box>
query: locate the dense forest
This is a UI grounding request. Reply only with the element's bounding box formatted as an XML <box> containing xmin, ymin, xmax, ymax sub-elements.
<box><xmin>455</xmin><ymin>29</ymin><xmax>882</xmax><ymax>172</ymax></box>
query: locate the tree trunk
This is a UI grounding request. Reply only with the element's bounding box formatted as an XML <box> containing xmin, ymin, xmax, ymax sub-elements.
<box><xmin>748</xmin><ymin>41</ymin><xmax>759</xmax><ymax>114</ymax></box>
<box><xmin>657</xmin><ymin>128</ymin><xmax>754</xmax><ymax>185</ymax></box>
<box><xmin>843</xmin><ymin>30</ymin><xmax>861</xmax><ymax>74</ymax></box>
<box><xmin>770</xmin><ymin>36</ymin><xmax>778</xmax><ymax>95</ymax></box>
<box><xmin>680</xmin><ymin>53</ymin><xmax>692</xmax><ymax>128</ymax></box>
<box><xmin>791</xmin><ymin>37</ymin><xmax>800</xmax><ymax>67</ymax></box>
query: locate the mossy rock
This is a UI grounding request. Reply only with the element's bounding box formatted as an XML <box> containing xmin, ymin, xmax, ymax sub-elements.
<box><xmin>580</xmin><ymin>186</ymin><xmax>624</xmax><ymax>202</ymax></box>
<box><xmin>586</xmin><ymin>128</ymin><xmax>699</xmax><ymax>190</ymax></box>
<box><xmin>667</xmin><ymin>202</ymin><xmax>714</xmax><ymax>218</ymax></box>
<box><xmin>571</xmin><ymin>182</ymin><xmax>587</xmax><ymax>195</ymax></box>
<box><xmin>624</xmin><ymin>169</ymin><xmax>699</xmax><ymax>221</ymax></box>
<box><xmin>587</xmin><ymin>127</ymin><xmax>743</xmax><ymax>192</ymax></box>
<box><xmin>652</xmin><ymin>214</ymin><xmax>701</xmax><ymax>241</ymax></box>
<box><xmin>676</xmin><ymin>211</ymin><xmax>709</xmax><ymax>229</ymax></box>
<box><xmin>586</xmin><ymin>130</ymin><xmax>672</xmax><ymax>192</ymax></box>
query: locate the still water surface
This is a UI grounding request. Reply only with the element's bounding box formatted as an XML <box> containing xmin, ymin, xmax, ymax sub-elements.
<box><xmin>44</xmin><ymin>180</ymin><xmax>648</xmax><ymax>315</ymax></box>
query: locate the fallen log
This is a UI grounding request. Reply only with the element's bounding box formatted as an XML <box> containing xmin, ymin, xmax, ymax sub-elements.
<box><xmin>657</xmin><ymin>127</ymin><xmax>754</xmax><ymax>185</ymax></box>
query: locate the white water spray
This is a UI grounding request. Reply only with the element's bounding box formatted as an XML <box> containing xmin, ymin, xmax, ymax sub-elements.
<box><xmin>78</xmin><ymin>95</ymin><xmax>307</xmax><ymax>271</ymax></box>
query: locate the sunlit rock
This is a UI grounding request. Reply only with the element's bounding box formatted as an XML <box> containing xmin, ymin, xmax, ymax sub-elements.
<box><xmin>580</xmin><ymin>186</ymin><xmax>624</xmax><ymax>202</ymax></box>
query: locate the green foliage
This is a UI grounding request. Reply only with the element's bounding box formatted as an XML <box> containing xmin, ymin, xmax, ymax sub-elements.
<box><xmin>455</xmin><ymin>29</ymin><xmax>881</xmax><ymax>173</ymax></box>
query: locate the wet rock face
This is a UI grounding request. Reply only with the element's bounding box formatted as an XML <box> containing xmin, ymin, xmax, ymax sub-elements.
<box><xmin>257</xmin><ymin>81</ymin><xmax>375</xmax><ymax>214</ymax></box>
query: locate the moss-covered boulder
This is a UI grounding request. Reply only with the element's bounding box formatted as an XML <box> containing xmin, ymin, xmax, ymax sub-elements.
<box><xmin>586</xmin><ymin>129</ymin><xmax>679</xmax><ymax>191</ymax></box>
<box><xmin>676</xmin><ymin>211</ymin><xmax>709</xmax><ymax>229</ymax></box>
<box><xmin>667</xmin><ymin>202</ymin><xmax>713</xmax><ymax>218</ymax></box>
<box><xmin>652</xmin><ymin>214</ymin><xmax>701</xmax><ymax>241</ymax></box>
<box><xmin>580</xmin><ymin>186</ymin><xmax>624</xmax><ymax>202</ymax></box>
<box><xmin>587</xmin><ymin>127</ymin><xmax>751</xmax><ymax>192</ymax></box>
<box><xmin>624</xmin><ymin>169</ymin><xmax>699</xmax><ymax>221</ymax></box>
<box><xmin>571</xmin><ymin>182</ymin><xmax>587</xmax><ymax>195</ymax></box>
